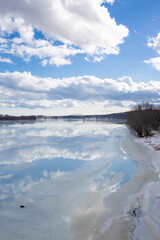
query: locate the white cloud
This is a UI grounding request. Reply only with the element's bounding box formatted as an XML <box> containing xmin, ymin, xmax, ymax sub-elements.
<box><xmin>147</xmin><ymin>32</ymin><xmax>160</xmax><ymax>54</ymax></box>
<box><xmin>0</xmin><ymin>174</ymin><xmax>13</xmax><ymax>180</ymax></box>
<box><xmin>145</xmin><ymin>32</ymin><xmax>160</xmax><ymax>71</ymax></box>
<box><xmin>0</xmin><ymin>17</ymin><xmax>83</xmax><ymax>66</ymax></box>
<box><xmin>0</xmin><ymin>16</ymin><xmax>34</xmax><ymax>43</ymax></box>
<box><xmin>0</xmin><ymin>56</ymin><xmax>12</xmax><ymax>63</ymax></box>
<box><xmin>144</xmin><ymin>57</ymin><xmax>160</xmax><ymax>71</ymax></box>
<box><xmin>0</xmin><ymin>0</ymin><xmax>129</xmax><ymax>65</ymax></box>
<box><xmin>103</xmin><ymin>0</ymin><xmax>115</xmax><ymax>5</ymax></box>
<box><xmin>0</xmin><ymin>71</ymin><xmax>159</xmax><ymax>114</ymax></box>
<box><xmin>0</xmin><ymin>38</ymin><xmax>8</xmax><ymax>44</ymax></box>
<box><xmin>2</xmin><ymin>37</ymin><xmax>83</xmax><ymax>66</ymax></box>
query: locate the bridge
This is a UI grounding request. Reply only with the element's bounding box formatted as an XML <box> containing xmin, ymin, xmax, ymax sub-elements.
<box><xmin>47</xmin><ymin>112</ymin><xmax>127</xmax><ymax>123</ymax></box>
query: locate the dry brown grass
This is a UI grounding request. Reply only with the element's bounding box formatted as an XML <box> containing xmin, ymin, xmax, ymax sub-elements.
<box><xmin>154</xmin><ymin>146</ymin><xmax>160</xmax><ymax>151</ymax></box>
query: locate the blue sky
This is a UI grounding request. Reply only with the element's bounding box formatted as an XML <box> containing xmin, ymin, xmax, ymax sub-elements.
<box><xmin>0</xmin><ymin>0</ymin><xmax>160</xmax><ymax>116</ymax></box>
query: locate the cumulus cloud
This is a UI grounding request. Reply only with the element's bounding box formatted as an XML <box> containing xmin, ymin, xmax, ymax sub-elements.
<box><xmin>145</xmin><ymin>32</ymin><xmax>160</xmax><ymax>71</ymax></box>
<box><xmin>0</xmin><ymin>0</ymin><xmax>129</xmax><ymax>66</ymax></box>
<box><xmin>0</xmin><ymin>17</ymin><xmax>83</xmax><ymax>66</ymax></box>
<box><xmin>0</xmin><ymin>71</ymin><xmax>159</xmax><ymax>114</ymax></box>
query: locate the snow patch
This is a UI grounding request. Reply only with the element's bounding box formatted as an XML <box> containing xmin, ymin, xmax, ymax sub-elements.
<box><xmin>124</xmin><ymin>131</ymin><xmax>160</xmax><ymax>239</ymax></box>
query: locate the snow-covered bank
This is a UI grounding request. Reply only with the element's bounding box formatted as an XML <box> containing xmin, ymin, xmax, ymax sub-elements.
<box><xmin>136</xmin><ymin>131</ymin><xmax>160</xmax><ymax>171</ymax></box>
<box><xmin>125</xmin><ymin>131</ymin><xmax>160</xmax><ymax>240</ymax></box>
<box><xmin>140</xmin><ymin>131</ymin><xmax>160</xmax><ymax>151</ymax></box>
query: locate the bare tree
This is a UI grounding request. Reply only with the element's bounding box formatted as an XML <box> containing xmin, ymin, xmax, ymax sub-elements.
<box><xmin>126</xmin><ymin>103</ymin><xmax>160</xmax><ymax>137</ymax></box>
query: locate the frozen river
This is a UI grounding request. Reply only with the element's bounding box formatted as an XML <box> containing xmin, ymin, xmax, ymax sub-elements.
<box><xmin>0</xmin><ymin>121</ymin><xmax>158</xmax><ymax>240</ymax></box>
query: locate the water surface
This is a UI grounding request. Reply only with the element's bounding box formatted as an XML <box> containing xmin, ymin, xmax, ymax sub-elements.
<box><xmin>0</xmin><ymin>121</ymin><xmax>158</xmax><ymax>240</ymax></box>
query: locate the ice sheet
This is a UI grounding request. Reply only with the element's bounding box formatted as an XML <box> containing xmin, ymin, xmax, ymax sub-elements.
<box><xmin>0</xmin><ymin>121</ymin><xmax>159</xmax><ymax>240</ymax></box>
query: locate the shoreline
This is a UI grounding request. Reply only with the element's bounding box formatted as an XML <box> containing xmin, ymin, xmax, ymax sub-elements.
<box><xmin>125</xmin><ymin>131</ymin><xmax>160</xmax><ymax>239</ymax></box>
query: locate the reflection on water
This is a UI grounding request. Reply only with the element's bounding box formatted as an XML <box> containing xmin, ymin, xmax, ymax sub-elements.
<box><xmin>0</xmin><ymin>157</ymin><xmax>86</xmax><ymax>185</ymax></box>
<box><xmin>93</xmin><ymin>157</ymin><xmax>137</xmax><ymax>191</ymax></box>
<box><xmin>0</xmin><ymin>121</ymin><xmax>158</xmax><ymax>240</ymax></box>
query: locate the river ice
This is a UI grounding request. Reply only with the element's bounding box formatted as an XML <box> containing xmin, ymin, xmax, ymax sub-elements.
<box><xmin>0</xmin><ymin>121</ymin><xmax>159</xmax><ymax>240</ymax></box>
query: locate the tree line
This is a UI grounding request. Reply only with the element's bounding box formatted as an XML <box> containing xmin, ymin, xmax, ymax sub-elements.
<box><xmin>0</xmin><ymin>115</ymin><xmax>37</xmax><ymax>121</ymax></box>
<box><xmin>126</xmin><ymin>103</ymin><xmax>160</xmax><ymax>137</ymax></box>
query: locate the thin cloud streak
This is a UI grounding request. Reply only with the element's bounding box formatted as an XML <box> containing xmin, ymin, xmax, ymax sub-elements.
<box><xmin>0</xmin><ymin>56</ymin><xmax>12</xmax><ymax>63</ymax></box>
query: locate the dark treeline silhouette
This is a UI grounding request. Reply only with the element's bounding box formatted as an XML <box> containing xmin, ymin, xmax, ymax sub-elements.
<box><xmin>0</xmin><ymin>115</ymin><xmax>37</xmax><ymax>121</ymax></box>
<box><xmin>126</xmin><ymin>103</ymin><xmax>160</xmax><ymax>137</ymax></box>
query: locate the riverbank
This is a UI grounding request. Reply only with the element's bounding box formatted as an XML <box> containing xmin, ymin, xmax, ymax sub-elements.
<box><xmin>137</xmin><ymin>130</ymin><xmax>160</xmax><ymax>171</ymax></box>
<box><xmin>125</xmin><ymin>131</ymin><xmax>160</xmax><ymax>240</ymax></box>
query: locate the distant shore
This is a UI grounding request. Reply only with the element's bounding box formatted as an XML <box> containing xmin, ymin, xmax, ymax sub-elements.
<box><xmin>0</xmin><ymin>112</ymin><xmax>127</xmax><ymax>124</ymax></box>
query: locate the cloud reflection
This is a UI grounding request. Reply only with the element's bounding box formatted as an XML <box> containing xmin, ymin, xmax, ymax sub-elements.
<box><xmin>0</xmin><ymin>121</ymin><xmax>128</xmax><ymax>240</ymax></box>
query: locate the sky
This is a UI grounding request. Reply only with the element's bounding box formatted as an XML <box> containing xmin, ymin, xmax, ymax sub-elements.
<box><xmin>0</xmin><ymin>0</ymin><xmax>160</xmax><ymax>116</ymax></box>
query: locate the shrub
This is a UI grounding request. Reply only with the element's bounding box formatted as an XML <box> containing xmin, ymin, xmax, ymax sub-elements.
<box><xmin>126</xmin><ymin>103</ymin><xmax>160</xmax><ymax>137</ymax></box>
